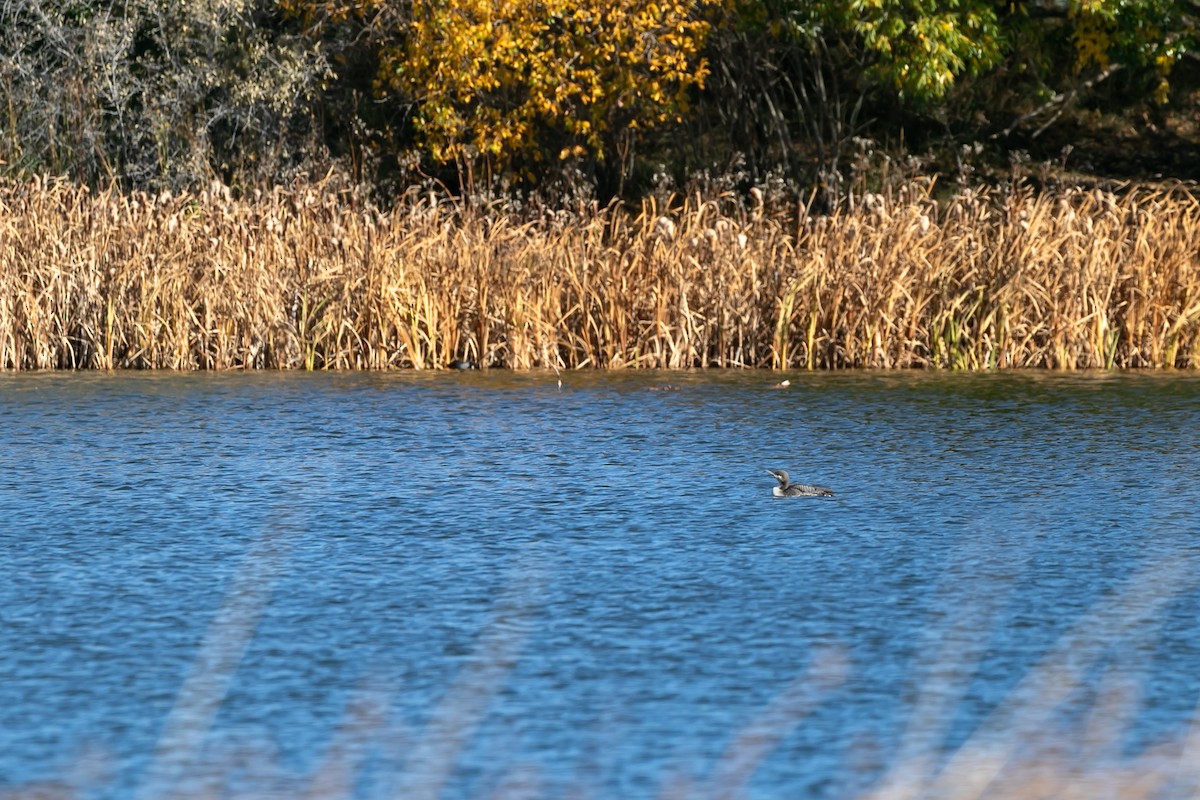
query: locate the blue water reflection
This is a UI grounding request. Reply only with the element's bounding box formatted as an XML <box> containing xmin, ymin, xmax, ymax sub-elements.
<box><xmin>1</xmin><ymin>370</ymin><xmax>1199</xmax><ymax>798</ymax></box>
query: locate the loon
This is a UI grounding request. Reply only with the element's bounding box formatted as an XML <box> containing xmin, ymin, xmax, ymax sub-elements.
<box><xmin>765</xmin><ymin>468</ymin><xmax>834</xmax><ymax>497</ymax></box>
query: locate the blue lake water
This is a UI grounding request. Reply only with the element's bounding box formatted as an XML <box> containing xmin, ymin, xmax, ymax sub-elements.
<box><xmin>1</xmin><ymin>370</ymin><xmax>1199</xmax><ymax>799</ymax></box>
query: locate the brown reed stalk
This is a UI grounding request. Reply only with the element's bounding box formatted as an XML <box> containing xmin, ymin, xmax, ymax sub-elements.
<box><xmin>1</xmin><ymin>177</ymin><xmax>1198</xmax><ymax>370</ymax></box>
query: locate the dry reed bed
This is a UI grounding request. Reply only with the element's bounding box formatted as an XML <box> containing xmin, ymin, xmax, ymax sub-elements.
<box><xmin>1</xmin><ymin>177</ymin><xmax>1198</xmax><ymax>370</ymax></box>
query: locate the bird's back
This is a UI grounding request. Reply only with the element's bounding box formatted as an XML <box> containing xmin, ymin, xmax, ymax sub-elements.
<box><xmin>781</xmin><ymin>483</ymin><xmax>834</xmax><ymax>497</ymax></box>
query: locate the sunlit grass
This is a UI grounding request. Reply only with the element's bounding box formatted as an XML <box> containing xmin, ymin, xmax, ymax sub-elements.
<box><xmin>1</xmin><ymin>177</ymin><xmax>1198</xmax><ymax>370</ymax></box>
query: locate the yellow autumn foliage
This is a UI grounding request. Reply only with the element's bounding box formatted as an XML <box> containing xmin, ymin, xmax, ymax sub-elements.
<box><xmin>378</xmin><ymin>0</ymin><xmax>714</xmax><ymax>169</ymax></box>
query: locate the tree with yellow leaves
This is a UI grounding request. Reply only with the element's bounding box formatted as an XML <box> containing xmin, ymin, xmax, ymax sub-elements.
<box><xmin>292</xmin><ymin>0</ymin><xmax>716</xmax><ymax>190</ymax></box>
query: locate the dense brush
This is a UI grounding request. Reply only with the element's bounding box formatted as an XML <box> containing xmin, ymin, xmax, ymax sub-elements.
<box><xmin>0</xmin><ymin>177</ymin><xmax>1197</xmax><ymax>370</ymax></box>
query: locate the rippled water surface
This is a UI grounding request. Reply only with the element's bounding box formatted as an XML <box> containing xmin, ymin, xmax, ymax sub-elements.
<box><xmin>2</xmin><ymin>370</ymin><xmax>1199</xmax><ymax>798</ymax></box>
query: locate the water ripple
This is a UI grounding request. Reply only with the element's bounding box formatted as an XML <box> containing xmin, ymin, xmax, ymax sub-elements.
<box><xmin>2</xmin><ymin>370</ymin><xmax>1199</xmax><ymax>798</ymax></box>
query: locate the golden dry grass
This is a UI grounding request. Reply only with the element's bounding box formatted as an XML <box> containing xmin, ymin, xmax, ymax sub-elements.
<box><xmin>1</xmin><ymin>176</ymin><xmax>1198</xmax><ymax>370</ymax></box>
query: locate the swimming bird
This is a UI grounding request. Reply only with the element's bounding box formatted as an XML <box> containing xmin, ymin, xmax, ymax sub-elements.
<box><xmin>765</xmin><ymin>468</ymin><xmax>834</xmax><ymax>497</ymax></box>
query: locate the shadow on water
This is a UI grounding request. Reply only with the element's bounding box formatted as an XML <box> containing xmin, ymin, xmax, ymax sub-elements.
<box><xmin>2</xmin><ymin>369</ymin><xmax>1200</xmax><ymax>798</ymax></box>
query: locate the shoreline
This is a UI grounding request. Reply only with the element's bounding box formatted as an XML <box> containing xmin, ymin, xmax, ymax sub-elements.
<box><xmin>2</xmin><ymin>177</ymin><xmax>1198</xmax><ymax>371</ymax></box>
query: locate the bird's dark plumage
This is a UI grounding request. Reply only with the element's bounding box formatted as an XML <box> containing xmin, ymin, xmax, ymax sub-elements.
<box><xmin>765</xmin><ymin>468</ymin><xmax>834</xmax><ymax>497</ymax></box>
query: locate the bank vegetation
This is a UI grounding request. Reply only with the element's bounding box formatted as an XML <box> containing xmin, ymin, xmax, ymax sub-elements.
<box><xmin>1</xmin><ymin>177</ymin><xmax>1198</xmax><ymax>371</ymax></box>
